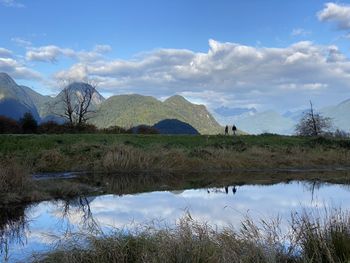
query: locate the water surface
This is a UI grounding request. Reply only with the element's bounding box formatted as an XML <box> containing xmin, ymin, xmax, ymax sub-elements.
<box><xmin>2</xmin><ymin>180</ymin><xmax>350</xmax><ymax>262</ymax></box>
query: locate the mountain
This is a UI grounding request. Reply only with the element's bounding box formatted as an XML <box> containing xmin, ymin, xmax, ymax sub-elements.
<box><xmin>0</xmin><ymin>73</ymin><xmax>41</xmax><ymax>121</ymax></box>
<box><xmin>40</xmin><ymin>82</ymin><xmax>105</xmax><ymax>123</ymax></box>
<box><xmin>235</xmin><ymin>110</ymin><xmax>295</xmax><ymax>134</ymax></box>
<box><xmin>214</xmin><ymin>106</ymin><xmax>257</xmax><ymax>117</ymax></box>
<box><xmin>153</xmin><ymin>119</ymin><xmax>199</xmax><ymax>135</ymax></box>
<box><xmin>283</xmin><ymin>109</ymin><xmax>305</xmax><ymax>122</ymax></box>
<box><xmin>91</xmin><ymin>94</ymin><xmax>221</xmax><ymax>134</ymax></box>
<box><xmin>321</xmin><ymin>99</ymin><xmax>350</xmax><ymax>131</ymax></box>
<box><xmin>163</xmin><ymin>95</ymin><xmax>221</xmax><ymax>134</ymax></box>
<box><xmin>20</xmin><ymin>85</ymin><xmax>53</xmax><ymax>117</ymax></box>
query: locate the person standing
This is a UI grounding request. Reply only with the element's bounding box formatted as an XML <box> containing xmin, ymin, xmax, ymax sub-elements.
<box><xmin>232</xmin><ymin>124</ymin><xmax>237</xmax><ymax>136</ymax></box>
<box><xmin>225</xmin><ymin>125</ymin><xmax>228</xmax><ymax>135</ymax></box>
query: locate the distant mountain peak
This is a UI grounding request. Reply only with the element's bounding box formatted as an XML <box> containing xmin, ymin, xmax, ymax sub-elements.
<box><xmin>338</xmin><ymin>98</ymin><xmax>350</xmax><ymax>106</ymax></box>
<box><xmin>165</xmin><ymin>94</ymin><xmax>190</xmax><ymax>104</ymax></box>
<box><xmin>0</xmin><ymin>72</ymin><xmax>17</xmax><ymax>87</ymax></box>
<box><xmin>62</xmin><ymin>82</ymin><xmax>105</xmax><ymax>105</ymax></box>
<box><xmin>214</xmin><ymin>106</ymin><xmax>257</xmax><ymax>117</ymax></box>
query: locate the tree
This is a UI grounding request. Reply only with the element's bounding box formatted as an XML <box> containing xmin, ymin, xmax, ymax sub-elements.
<box><xmin>20</xmin><ymin>112</ymin><xmax>38</xmax><ymax>133</ymax></box>
<box><xmin>52</xmin><ymin>79</ymin><xmax>99</xmax><ymax>126</ymax></box>
<box><xmin>0</xmin><ymin>116</ymin><xmax>21</xmax><ymax>134</ymax></box>
<box><xmin>295</xmin><ymin>101</ymin><xmax>332</xmax><ymax>136</ymax></box>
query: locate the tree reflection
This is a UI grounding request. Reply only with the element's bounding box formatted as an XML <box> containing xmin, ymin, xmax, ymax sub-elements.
<box><xmin>58</xmin><ymin>196</ymin><xmax>101</xmax><ymax>233</ymax></box>
<box><xmin>0</xmin><ymin>205</ymin><xmax>28</xmax><ymax>262</ymax></box>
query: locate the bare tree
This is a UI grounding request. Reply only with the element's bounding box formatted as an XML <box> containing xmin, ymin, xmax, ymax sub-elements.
<box><xmin>52</xmin><ymin>79</ymin><xmax>98</xmax><ymax>126</ymax></box>
<box><xmin>295</xmin><ymin>100</ymin><xmax>332</xmax><ymax>136</ymax></box>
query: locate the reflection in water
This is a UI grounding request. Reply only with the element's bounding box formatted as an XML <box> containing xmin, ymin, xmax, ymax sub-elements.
<box><xmin>58</xmin><ymin>197</ymin><xmax>100</xmax><ymax>232</ymax></box>
<box><xmin>1</xmin><ymin>180</ymin><xmax>350</xmax><ymax>262</ymax></box>
<box><xmin>0</xmin><ymin>206</ymin><xmax>27</xmax><ymax>262</ymax></box>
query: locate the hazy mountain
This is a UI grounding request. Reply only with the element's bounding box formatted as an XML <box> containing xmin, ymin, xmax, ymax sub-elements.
<box><xmin>20</xmin><ymin>85</ymin><xmax>53</xmax><ymax>117</ymax></box>
<box><xmin>0</xmin><ymin>73</ymin><xmax>41</xmax><ymax>121</ymax></box>
<box><xmin>214</xmin><ymin>106</ymin><xmax>257</xmax><ymax>117</ymax></box>
<box><xmin>321</xmin><ymin>99</ymin><xmax>350</xmax><ymax>131</ymax></box>
<box><xmin>153</xmin><ymin>119</ymin><xmax>199</xmax><ymax>135</ymax></box>
<box><xmin>283</xmin><ymin>109</ymin><xmax>306</xmax><ymax>122</ymax></box>
<box><xmin>91</xmin><ymin>94</ymin><xmax>221</xmax><ymax>134</ymax></box>
<box><xmin>235</xmin><ymin>110</ymin><xmax>295</xmax><ymax>134</ymax></box>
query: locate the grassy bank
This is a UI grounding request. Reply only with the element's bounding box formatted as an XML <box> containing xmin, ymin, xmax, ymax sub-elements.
<box><xmin>32</xmin><ymin>210</ymin><xmax>350</xmax><ymax>263</ymax></box>
<box><xmin>0</xmin><ymin>161</ymin><xmax>97</xmax><ymax>205</ymax></box>
<box><xmin>1</xmin><ymin>133</ymin><xmax>350</xmax><ymax>205</ymax></box>
<box><xmin>1</xmin><ymin>134</ymin><xmax>350</xmax><ymax>173</ymax></box>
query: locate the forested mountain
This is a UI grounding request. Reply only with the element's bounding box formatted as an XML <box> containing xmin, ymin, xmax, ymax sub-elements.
<box><xmin>0</xmin><ymin>73</ymin><xmax>222</xmax><ymax>134</ymax></box>
<box><xmin>0</xmin><ymin>73</ymin><xmax>41</xmax><ymax>121</ymax></box>
<box><xmin>91</xmin><ymin>94</ymin><xmax>222</xmax><ymax>134</ymax></box>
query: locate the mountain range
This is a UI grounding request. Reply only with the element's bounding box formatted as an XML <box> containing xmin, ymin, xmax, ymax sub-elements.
<box><xmin>0</xmin><ymin>73</ymin><xmax>221</xmax><ymax>134</ymax></box>
<box><xmin>213</xmin><ymin>101</ymin><xmax>350</xmax><ymax>134</ymax></box>
<box><xmin>3</xmin><ymin>72</ymin><xmax>348</xmax><ymax>135</ymax></box>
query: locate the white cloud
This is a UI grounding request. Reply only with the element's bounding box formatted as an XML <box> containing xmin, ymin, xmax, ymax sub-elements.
<box><xmin>50</xmin><ymin>39</ymin><xmax>350</xmax><ymax>110</ymax></box>
<box><xmin>0</xmin><ymin>0</ymin><xmax>24</xmax><ymax>7</ymax></box>
<box><xmin>0</xmin><ymin>47</ymin><xmax>12</xmax><ymax>58</ymax></box>
<box><xmin>26</xmin><ymin>45</ymin><xmax>76</xmax><ymax>63</ymax></box>
<box><xmin>11</xmin><ymin>37</ymin><xmax>32</xmax><ymax>47</ymax></box>
<box><xmin>291</xmin><ymin>28</ymin><xmax>311</xmax><ymax>37</ymax></box>
<box><xmin>318</xmin><ymin>2</ymin><xmax>350</xmax><ymax>29</ymax></box>
<box><xmin>0</xmin><ymin>57</ymin><xmax>42</xmax><ymax>80</ymax></box>
<box><xmin>0</xmin><ymin>47</ymin><xmax>42</xmax><ymax>80</ymax></box>
<box><xmin>26</xmin><ymin>44</ymin><xmax>112</xmax><ymax>63</ymax></box>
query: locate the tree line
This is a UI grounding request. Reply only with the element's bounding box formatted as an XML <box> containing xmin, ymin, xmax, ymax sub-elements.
<box><xmin>0</xmin><ymin>113</ymin><xmax>161</xmax><ymax>134</ymax></box>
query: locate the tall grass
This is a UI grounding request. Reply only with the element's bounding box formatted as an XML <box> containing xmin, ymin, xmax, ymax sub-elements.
<box><xmin>100</xmin><ymin>144</ymin><xmax>350</xmax><ymax>173</ymax></box>
<box><xmin>33</xmin><ymin>210</ymin><xmax>350</xmax><ymax>263</ymax></box>
<box><xmin>1</xmin><ymin>134</ymin><xmax>350</xmax><ymax>173</ymax></box>
<box><xmin>0</xmin><ymin>161</ymin><xmax>31</xmax><ymax>196</ymax></box>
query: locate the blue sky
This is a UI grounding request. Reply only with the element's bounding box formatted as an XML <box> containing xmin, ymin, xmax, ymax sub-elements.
<box><xmin>1</xmin><ymin>0</ymin><xmax>350</xmax><ymax>112</ymax></box>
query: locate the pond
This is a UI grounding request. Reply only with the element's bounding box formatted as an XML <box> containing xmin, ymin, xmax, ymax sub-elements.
<box><xmin>2</xmin><ymin>179</ymin><xmax>350</xmax><ymax>262</ymax></box>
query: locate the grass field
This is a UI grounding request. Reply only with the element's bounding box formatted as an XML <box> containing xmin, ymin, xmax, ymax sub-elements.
<box><xmin>1</xmin><ymin>133</ymin><xmax>350</xmax><ymax>173</ymax></box>
<box><xmin>1</xmin><ymin>133</ymin><xmax>350</xmax><ymax>205</ymax></box>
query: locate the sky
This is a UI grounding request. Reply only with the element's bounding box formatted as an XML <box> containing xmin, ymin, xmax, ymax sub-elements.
<box><xmin>1</xmin><ymin>0</ymin><xmax>350</xmax><ymax>112</ymax></box>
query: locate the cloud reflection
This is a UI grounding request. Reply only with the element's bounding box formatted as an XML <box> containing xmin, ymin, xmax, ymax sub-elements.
<box><xmin>4</xmin><ymin>182</ymin><xmax>350</xmax><ymax>262</ymax></box>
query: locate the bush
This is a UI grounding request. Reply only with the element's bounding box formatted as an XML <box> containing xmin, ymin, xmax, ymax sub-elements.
<box><xmin>102</xmin><ymin>126</ymin><xmax>130</xmax><ymax>134</ymax></box>
<box><xmin>38</xmin><ymin>121</ymin><xmax>67</xmax><ymax>134</ymax></box>
<box><xmin>128</xmin><ymin>125</ymin><xmax>159</xmax><ymax>134</ymax></box>
<box><xmin>75</xmin><ymin>123</ymin><xmax>98</xmax><ymax>133</ymax></box>
<box><xmin>20</xmin><ymin>112</ymin><xmax>38</xmax><ymax>133</ymax></box>
<box><xmin>0</xmin><ymin>115</ymin><xmax>21</xmax><ymax>134</ymax></box>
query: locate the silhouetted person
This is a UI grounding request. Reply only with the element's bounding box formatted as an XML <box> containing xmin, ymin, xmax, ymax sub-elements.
<box><xmin>225</xmin><ymin>125</ymin><xmax>228</xmax><ymax>135</ymax></box>
<box><xmin>232</xmin><ymin>124</ymin><xmax>237</xmax><ymax>136</ymax></box>
<box><xmin>225</xmin><ymin>186</ymin><xmax>228</xmax><ymax>194</ymax></box>
<box><xmin>232</xmin><ymin>186</ymin><xmax>237</xmax><ymax>194</ymax></box>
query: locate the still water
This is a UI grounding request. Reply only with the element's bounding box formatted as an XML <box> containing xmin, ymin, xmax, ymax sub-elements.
<box><xmin>2</xmin><ymin>180</ymin><xmax>350</xmax><ymax>262</ymax></box>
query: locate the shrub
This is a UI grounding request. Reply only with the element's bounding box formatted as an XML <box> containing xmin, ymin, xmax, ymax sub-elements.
<box><xmin>20</xmin><ymin>112</ymin><xmax>38</xmax><ymax>134</ymax></box>
<box><xmin>38</xmin><ymin>121</ymin><xmax>66</xmax><ymax>134</ymax></box>
<box><xmin>102</xmin><ymin>126</ymin><xmax>129</xmax><ymax>134</ymax></box>
<box><xmin>0</xmin><ymin>115</ymin><xmax>21</xmax><ymax>134</ymax></box>
<box><xmin>128</xmin><ymin>125</ymin><xmax>159</xmax><ymax>134</ymax></box>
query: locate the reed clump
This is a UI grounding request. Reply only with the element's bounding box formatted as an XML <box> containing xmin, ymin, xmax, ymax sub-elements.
<box><xmin>0</xmin><ymin>161</ymin><xmax>32</xmax><ymax>197</ymax></box>
<box><xmin>33</xmin><ymin>210</ymin><xmax>350</xmax><ymax>263</ymax></box>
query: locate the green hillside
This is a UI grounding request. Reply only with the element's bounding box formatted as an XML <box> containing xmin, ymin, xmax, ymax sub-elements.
<box><xmin>91</xmin><ymin>94</ymin><xmax>222</xmax><ymax>134</ymax></box>
<box><xmin>164</xmin><ymin>95</ymin><xmax>221</xmax><ymax>134</ymax></box>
